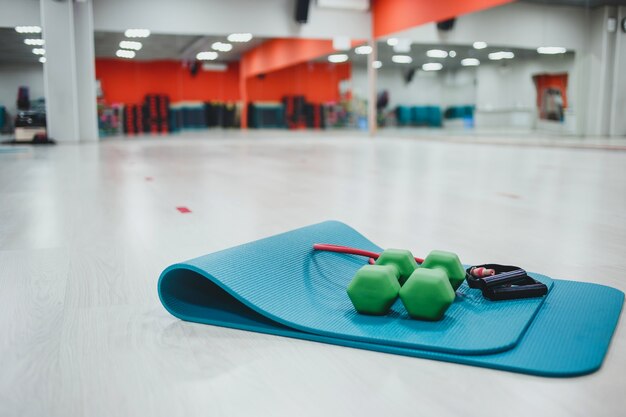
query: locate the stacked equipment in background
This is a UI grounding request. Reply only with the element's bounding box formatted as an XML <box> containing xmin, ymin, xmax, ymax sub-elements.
<box><xmin>144</xmin><ymin>94</ymin><xmax>170</xmax><ymax>134</ymax></box>
<box><xmin>0</xmin><ymin>106</ymin><xmax>6</xmax><ymax>131</ymax></box>
<box><xmin>282</xmin><ymin>95</ymin><xmax>325</xmax><ymax>129</ymax></box>
<box><xmin>395</xmin><ymin>105</ymin><xmax>443</xmax><ymax>127</ymax></box>
<box><xmin>247</xmin><ymin>102</ymin><xmax>286</xmax><ymax>128</ymax></box>
<box><xmin>168</xmin><ymin>101</ymin><xmax>240</xmax><ymax>132</ymax></box>
<box><xmin>124</xmin><ymin>94</ymin><xmax>170</xmax><ymax>135</ymax></box>
<box><xmin>205</xmin><ymin>102</ymin><xmax>238</xmax><ymax>128</ymax></box>
<box><xmin>123</xmin><ymin>104</ymin><xmax>144</xmax><ymax>135</ymax></box>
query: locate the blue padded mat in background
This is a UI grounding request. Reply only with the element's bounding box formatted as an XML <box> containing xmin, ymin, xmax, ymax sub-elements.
<box><xmin>158</xmin><ymin>221</ymin><xmax>624</xmax><ymax>377</ymax></box>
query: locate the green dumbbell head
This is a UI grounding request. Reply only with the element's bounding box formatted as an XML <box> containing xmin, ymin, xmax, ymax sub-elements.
<box><xmin>375</xmin><ymin>249</ymin><xmax>418</xmax><ymax>285</ymax></box>
<box><xmin>419</xmin><ymin>250</ymin><xmax>466</xmax><ymax>290</ymax></box>
<box><xmin>347</xmin><ymin>265</ymin><xmax>401</xmax><ymax>315</ymax></box>
<box><xmin>399</xmin><ymin>268</ymin><xmax>456</xmax><ymax>321</ymax></box>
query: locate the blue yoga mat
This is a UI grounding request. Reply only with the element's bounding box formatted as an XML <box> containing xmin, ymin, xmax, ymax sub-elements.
<box><xmin>158</xmin><ymin>221</ymin><xmax>624</xmax><ymax>377</ymax></box>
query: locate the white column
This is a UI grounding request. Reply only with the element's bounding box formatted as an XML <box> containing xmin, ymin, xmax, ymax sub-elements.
<box><xmin>74</xmin><ymin>0</ymin><xmax>99</xmax><ymax>142</ymax></box>
<box><xmin>40</xmin><ymin>0</ymin><xmax>97</xmax><ymax>143</ymax></box>
<box><xmin>609</xmin><ymin>6</ymin><xmax>626</xmax><ymax>137</ymax></box>
<box><xmin>578</xmin><ymin>6</ymin><xmax>624</xmax><ymax>137</ymax></box>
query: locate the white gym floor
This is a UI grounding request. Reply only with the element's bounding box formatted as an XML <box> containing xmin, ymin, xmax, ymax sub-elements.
<box><xmin>1</xmin><ymin>131</ymin><xmax>625</xmax><ymax>417</ymax></box>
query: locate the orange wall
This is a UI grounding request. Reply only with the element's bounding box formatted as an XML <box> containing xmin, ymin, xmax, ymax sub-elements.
<box><xmin>95</xmin><ymin>59</ymin><xmax>241</xmax><ymax>104</ymax></box>
<box><xmin>241</xmin><ymin>38</ymin><xmax>336</xmax><ymax>79</ymax></box>
<box><xmin>372</xmin><ymin>0</ymin><xmax>514</xmax><ymax>38</ymax></box>
<box><xmin>247</xmin><ymin>62</ymin><xmax>351</xmax><ymax>104</ymax></box>
<box><xmin>95</xmin><ymin>58</ymin><xmax>350</xmax><ymax>106</ymax></box>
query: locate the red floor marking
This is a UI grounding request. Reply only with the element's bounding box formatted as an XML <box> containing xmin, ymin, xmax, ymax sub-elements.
<box><xmin>176</xmin><ymin>207</ymin><xmax>192</xmax><ymax>213</ymax></box>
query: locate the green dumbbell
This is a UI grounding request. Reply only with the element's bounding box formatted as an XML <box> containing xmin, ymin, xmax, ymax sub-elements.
<box><xmin>374</xmin><ymin>248</ymin><xmax>419</xmax><ymax>285</ymax></box>
<box><xmin>346</xmin><ymin>249</ymin><xmax>418</xmax><ymax>315</ymax></box>
<box><xmin>398</xmin><ymin>250</ymin><xmax>464</xmax><ymax>320</ymax></box>
<box><xmin>418</xmin><ymin>250</ymin><xmax>466</xmax><ymax>290</ymax></box>
<box><xmin>399</xmin><ymin>268</ymin><xmax>456</xmax><ymax>320</ymax></box>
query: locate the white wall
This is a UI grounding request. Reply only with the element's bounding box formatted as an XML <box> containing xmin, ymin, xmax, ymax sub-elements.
<box><xmin>352</xmin><ymin>64</ymin><xmax>476</xmax><ymax>110</ymax></box>
<box><xmin>92</xmin><ymin>0</ymin><xmax>371</xmax><ymax>39</ymax></box>
<box><xmin>0</xmin><ymin>63</ymin><xmax>45</xmax><ymax>117</ymax></box>
<box><xmin>392</xmin><ymin>2</ymin><xmax>589</xmax><ymax>52</ymax></box>
<box><xmin>1</xmin><ymin>0</ymin><xmax>371</xmax><ymax>39</ymax></box>
<box><xmin>0</xmin><ymin>0</ymin><xmax>40</xmax><ymax>28</ymax></box>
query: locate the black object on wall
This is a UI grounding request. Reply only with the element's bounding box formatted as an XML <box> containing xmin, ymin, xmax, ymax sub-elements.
<box><xmin>295</xmin><ymin>0</ymin><xmax>310</xmax><ymax>24</ymax></box>
<box><xmin>403</xmin><ymin>69</ymin><xmax>416</xmax><ymax>84</ymax></box>
<box><xmin>437</xmin><ymin>18</ymin><xmax>456</xmax><ymax>31</ymax></box>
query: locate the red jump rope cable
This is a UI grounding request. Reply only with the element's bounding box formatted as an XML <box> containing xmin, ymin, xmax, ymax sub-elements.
<box><xmin>312</xmin><ymin>243</ymin><xmax>424</xmax><ymax>265</ymax></box>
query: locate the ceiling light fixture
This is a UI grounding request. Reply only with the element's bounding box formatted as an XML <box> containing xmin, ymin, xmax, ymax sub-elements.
<box><xmin>124</xmin><ymin>29</ymin><xmax>150</xmax><ymax>38</ymax></box>
<box><xmin>328</xmin><ymin>54</ymin><xmax>349</xmax><ymax>63</ymax></box>
<box><xmin>386</xmin><ymin>38</ymin><xmax>398</xmax><ymax>46</ymax></box>
<box><xmin>116</xmin><ymin>49</ymin><xmax>136</xmax><ymax>59</ymax></box>
<box><xmin>391</xmin><ymin>55</ymin><xmax>412</xmax><ymax>64</ymax></box>
<box><xmin>227</xmin><ymin>33</ymin><xmax>253</xmax><ymax>42</ymax></box>
<box><xmin>212</xmin><ymin>42</ymin><xmax>233</xmax><ymax>52</ymax></box>
<box><xmin>422</xmin><ymin>62</ymin><xmax>443</xmax><ymax>71</ymax></box>
<box><xmin>32</xmin><ymin>48</ymin><xmax>45</xmax><ymax>55</ymax></box>
<box><xmin>196</xmin><ymin>51</ymin><xmax>218</xmax><ymax>61</ymax></box>
<box><xmin>473</xmin><ymin>41</ymin><xmax>487</xmax><ymax>49</ymax></box>
<box><xmin>39</xmin><ymin>57</ymin><xmax>46</xmax><ymax>64</ymax></box>
<box><xmin>15</xmin><ymin>26</ymin><xmax>42</xmax><ymax>34</ymax></box>
<box><xmin>24</xmin><ymin>39</ymin><xmax>44</xmax><ymax>46</ymax></box>
<box><xmin>354</xmin><ymin>45</ymin><xmax>372</xmax><ymax>55</ymax></box>
<box><xmin>449</xmin><ymin>50</ymin><xmax>457</xmax><ymax>58</ymax></box>
<box><xmin>372</xmin><ymin>60</ymin><xmax>382</xmax><ymax>69</ymax></box>
<box><xmin>461</xmin><ymin>58</ymin><xmax>480</xmax><ymax>66</ymax></box>
<box><xmin>119</xmin><ymin>41</ymin><xmax>142</xmax><ymax>50</ymax></box>
<box><xmin>488</xmin><ymin>51</ymin><xmax>514</xmax><ymax>60</ymax></box>
<box><xmin>537</xmin><ymin>46</ymin><xmax>567</xmax><ymax>54</ymax></box>
<box><xmin>426</xmin><ymin>49</ymin><xmax>448</xmax><ymax>58</ymax></box>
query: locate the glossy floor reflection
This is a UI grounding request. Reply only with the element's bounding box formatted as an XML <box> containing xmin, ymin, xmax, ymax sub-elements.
<box><xmin>0</xmin><ymin>132</ymin><xmax>624</xmax><ymax>417</ymax></box>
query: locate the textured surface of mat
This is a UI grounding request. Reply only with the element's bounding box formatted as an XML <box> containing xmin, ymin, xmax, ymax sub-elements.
<box><xmin>158</xmin><ymin>221</ymin><xmax>624</xmax><ymax>376</ymax></box>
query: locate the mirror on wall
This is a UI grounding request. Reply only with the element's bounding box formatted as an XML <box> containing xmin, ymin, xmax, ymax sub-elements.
<box><xmin>361</xmin><ymin>39</ymin><xmax>575</xmax><ymax>137</ymax></box>
<box><xmin>93</xmin><ymin>31</ymin><xmax>367</xmax><ymax>138</ymax></box>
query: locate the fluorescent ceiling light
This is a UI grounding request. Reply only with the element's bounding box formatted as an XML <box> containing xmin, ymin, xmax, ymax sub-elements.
<box><xmin>24</xmin><ymin>39</ymin><xmax>44</xmax><ymax>46</ymax></box>
<box><xmin>212</xmin><ymin>42</ymin><xmax>233</xmax><ymax>52</ymax></box>
<box><xmin>32</xmin><ymin>48</ymin><xmax>45</xmax><ymax>55</ymax></box>
<box><xmin>372</xmin><ymin>60</ymin><xmax>382</xmax><ymax>69</ymax></box>
<box><xmin>196</xmin><ymin>51</ymin><xmax>218</xmax><ymax>60</ymax></box>
<box><xmin>488</xmin><ymin>51</ymin><xmax>514</xmax><ymax>60</ymax></box>
<box><xmin>393</xmin><ymin>39</ymin><xmax>411</xmax><ymax>53</ymax></box>
<box><xmin>328</xmin><ymin>54</ymin><xmax>349</xmax><ymax>63</ymax></box>
<box><xmin>116</xmin><ymin>49</ymin><xmax>136</xmax><ymax>59</ymax></box>
<box><xmin>227</xmin><ymin>33</ymin><xmax>253</xmax><ymax>42</ymax></box>
<box><xmin>537</xmin><ymin>46</ymin><xmax>567</xmax><ymax>54</ymax></box>
<box><xmin>473</xmin><ymin>41</ymin><xmax>487</xmax><ymax>49</ymax></box>
<box><xmin>391</xmin><ymin>55</ymin><xmax>412</xmax><ymax>64</ymax></box>
<box><xmin>386</xmin><ymin>38</ymin><xmax>398</xmax><ymax>46</ymax></box>
<box><xmin>202</xmin><ymin>62</ymin><xmax>228</xmax><ymax>71</ymax></box>
<box><xmin>426</xmin><ymin>49</ymin><xmax>448</xmax><ymax>58</ymax></box>
<box><xmin>422</xmin><ymin>62</ymin><xmax>443</xmax><ymax>71</ymax></box>
<box><xmin>449</xmin><ymin>50</ymin><xmax>456</xmax><ymax>58</ymax></box>
<box><xmin>333</xmin><ymin>36</ymin><xmax>350</xmax><ymax>51</ymax></box>
<box><xmin>39</xmin><ymin>57</ymin><xmax>46</xmax><ymax>64</ymax></box>
<box><xmin>461</xmin><ymin>58</ymin><xmax>480</xmax><ymax>66</ymax></box>
<box><xmin>119</xmin><ymin>41</ymin><xmax>142</xmax><ymax>50</ymax></box>
<box><xmin>124</xmin><ymin>29</ymin><xmax>150</xmax><ymax>38</ymax></box>
<box><xmin>354</xmin><ymin>45</ymin><xmax>372</xmax><ymax>55</ymax></box>
<box><xmin>15</xmin><ymin>26</ymin><xmax>41</xmax><ymax>34</ymax></box>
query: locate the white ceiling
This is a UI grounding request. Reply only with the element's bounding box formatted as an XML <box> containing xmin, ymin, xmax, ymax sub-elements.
<box><xmin>94</xmin><ymin>31</ymin><xmax>266</xmax><ymax>62</ymax></box>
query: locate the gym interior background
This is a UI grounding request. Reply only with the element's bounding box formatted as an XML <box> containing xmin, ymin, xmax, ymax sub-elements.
<box><xmin>1</xmin><ymin>1</ymin><xmax>625</xmax><ymax>416</ymax></box>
